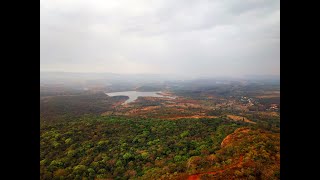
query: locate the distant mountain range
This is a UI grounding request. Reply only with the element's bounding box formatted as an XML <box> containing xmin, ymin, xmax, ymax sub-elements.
<box><xmin>40</xmin><ymin>71</ymin><xmax>279</xmax><ymax>85</ymax></box>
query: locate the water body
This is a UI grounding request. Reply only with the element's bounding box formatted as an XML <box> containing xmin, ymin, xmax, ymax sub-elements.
<box><xmin>106</xmin><ymin>91</ymin><xmax>174</xmax><ymax>104</ymax></box>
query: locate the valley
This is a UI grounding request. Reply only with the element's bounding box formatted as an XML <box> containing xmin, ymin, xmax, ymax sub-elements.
<box><xmin>40</xmin><ymin>78</ymin><xmax>280</xmax><ymax>180</ymax></box>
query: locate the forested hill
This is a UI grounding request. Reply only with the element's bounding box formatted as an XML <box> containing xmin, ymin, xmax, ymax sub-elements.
<box><xmin>40</xmin><ymin>116</ymin><xmax>279</xmax><ymax>179</ymax></box>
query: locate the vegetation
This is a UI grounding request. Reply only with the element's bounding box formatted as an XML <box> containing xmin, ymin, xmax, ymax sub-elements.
<box><xmin>40</xmin><ymin>81</ymin><xmax>280</xmax><ymax>179</ymax></box>
<box><xmin>40</xmin><ymin>92</ymin><xmax>127</xmax><ymax>122</ymax></box>
<box><xmin>40</xmin><ymin>116</ymin><xmax>240</xmax><ymax>179</ymax></box>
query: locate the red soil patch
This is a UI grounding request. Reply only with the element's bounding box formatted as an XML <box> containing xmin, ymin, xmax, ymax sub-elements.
<box><xmin>164</xmin><ymin>115</ymin><xmax>218</xmax><ymax>120</ymax></box>
<box><xmin>227</xmin><ymin>115</ymin><xmax>256</xmax><ymax>124</ymax></box>
<box><xmin>188</xmin><ymin>156</ymin><xmax>244</xmax><ymax>180</ymax></box>
<box><xmin>140</xmin><ymin>106</ymin><xmax>161</xmax><ymax>111</ymax></box>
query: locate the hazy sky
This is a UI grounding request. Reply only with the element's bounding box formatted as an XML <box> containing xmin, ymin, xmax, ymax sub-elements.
<box><xmin>40</xmin><ymin>0</ymin><xmax>279</xmax><ymax>77</ymax></box>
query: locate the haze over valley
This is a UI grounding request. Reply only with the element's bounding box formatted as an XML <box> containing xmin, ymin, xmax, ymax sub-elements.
<box><xmin>40</xmin><ymin>0</ymin><xmax>280</xmax><ymax>179</ymax></box>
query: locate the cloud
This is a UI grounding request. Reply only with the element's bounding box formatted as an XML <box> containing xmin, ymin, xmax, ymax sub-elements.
<box><xmin>40</xmin><ymin>0</ymin><xmax>280</xmax><ymax>77</ymax></box>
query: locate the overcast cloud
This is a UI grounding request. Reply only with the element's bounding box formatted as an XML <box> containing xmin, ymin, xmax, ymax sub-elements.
<box><xmin>40</xmin><ymin>0</ymin><xmax>280</xmax><ymax>77</ymax></box>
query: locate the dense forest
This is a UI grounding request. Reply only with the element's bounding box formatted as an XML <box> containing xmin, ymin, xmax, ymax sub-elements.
<box><xmin>40</xmin><ymin>116</ymin><xmax>279</xmax><ymax>180</ymax></box>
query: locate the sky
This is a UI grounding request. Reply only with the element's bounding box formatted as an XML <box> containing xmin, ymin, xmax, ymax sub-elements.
<box><xmin>40</xmin><ymin>0</ymin><xmax>280</xmax><ymax>78</ymax></box>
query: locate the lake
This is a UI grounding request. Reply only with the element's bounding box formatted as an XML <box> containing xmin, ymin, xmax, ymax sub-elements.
<box><xmin>106</xmin><ymin>91</ymin><xmax>174</xmax><ymax>104</ymax></box>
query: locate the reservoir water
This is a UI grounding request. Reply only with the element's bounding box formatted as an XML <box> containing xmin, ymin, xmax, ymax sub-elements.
<box><xmin>106</xmin><ymin>91</ymin><xmax>174</xmax><ymax>104</ymax></box>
